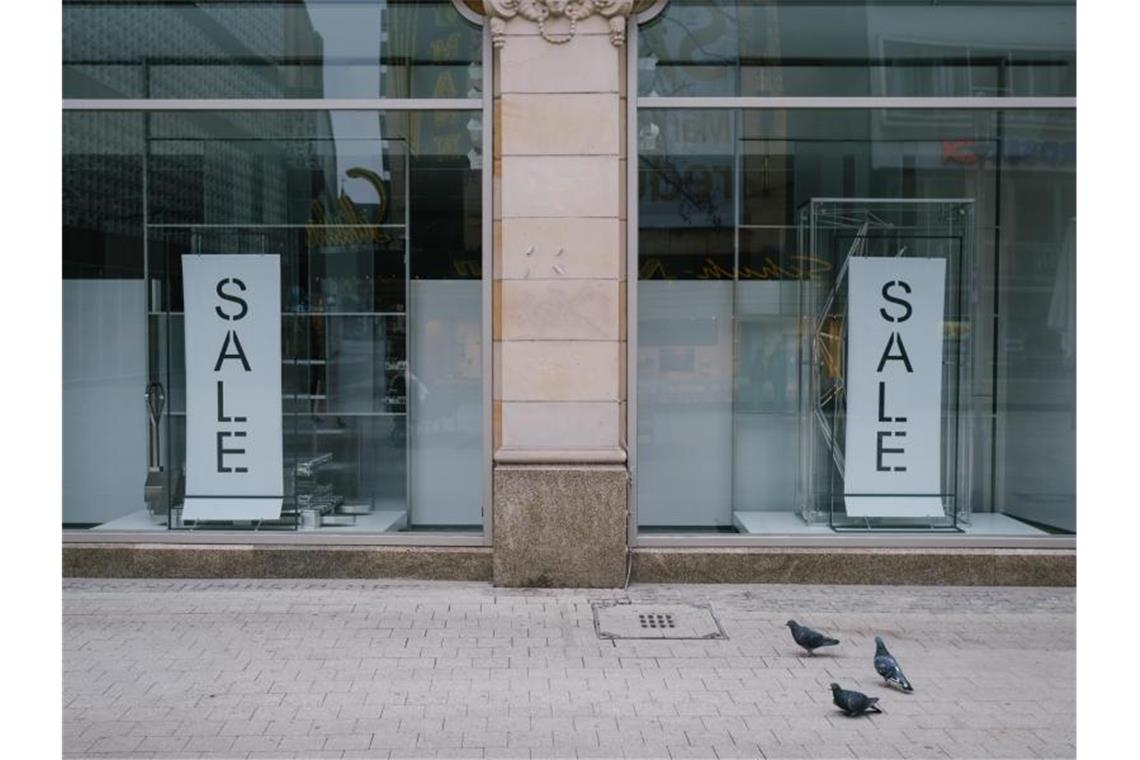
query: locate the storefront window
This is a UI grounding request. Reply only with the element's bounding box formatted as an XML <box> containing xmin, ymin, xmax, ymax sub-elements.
<box><xmin>634</xmin><ymin>0</ymin><xmax>1076</xmax><ymax>538</ymax></box>
<box><xmin>636</xmin><ymin>104</ymin><xmax>1075</xmax><ymax>535</ymax></box>
<box><xmin>62</xmin><ymin>1</ymin><xmax>486</xmax><ymax>534</ymax></box>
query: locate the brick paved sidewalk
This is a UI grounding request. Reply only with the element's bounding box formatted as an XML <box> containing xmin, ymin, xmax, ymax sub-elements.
<box><xmin>63</xmin><ymin>580</ymin><xmax>1075</xmax><ymax>759</ymax></box>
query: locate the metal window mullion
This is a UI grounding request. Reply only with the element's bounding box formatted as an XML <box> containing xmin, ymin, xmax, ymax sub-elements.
<box><xmin>63</xmin><ymin>530</ymin><xmax>489</xmax><ymax>547</ymax></box>
<box><xmin>63</xmin><ymin>98</ymin><xmax>481</xmax><ymax>111</ymax></box>
<box><xmin>482</xmin><ymin>23</ymin><xmax>494</xmax><ymax>547</ymax></box>
<box><xmin>636</xmin><ymin>96</ymin><xmax>1076</xmax><ymax>110</ymax></box>
<box><xmin>627</xmin><ymin>24</ymin><xmax>640</xmax><ymax>548</ymax></box>
<box><xmin>404</xmin><ymin>119</ymin><xmax>413</xmax><ymax>530</ymax></box>
<box><xmin>730</xmin><ymin>108</ymin><xmax>741</xmax><ymax>522</ymax></box>
<box><xmin>634</xmin><ymin>534</ymin><xmax>1074</xmax><ymax>550</ymax></box>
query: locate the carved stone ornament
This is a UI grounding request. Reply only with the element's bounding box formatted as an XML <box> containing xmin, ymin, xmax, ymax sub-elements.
<box><xmin>484</xmin><ymin>1</ymin><xmax>635</xmax><ymax>48</ymax></box>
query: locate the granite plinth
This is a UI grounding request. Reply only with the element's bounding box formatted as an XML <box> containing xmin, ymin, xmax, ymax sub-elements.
<box><xmin>63</xmin><ymin>544</ymin><xmax>492</xmax><ymax>580</ymax></box>
<box><xmin>493</xmin><ymin>464</ymin><xmax>628</xmax><ymax>587</ymax></box>
<box><xmin>632</xmin><ymin>547</ymin><xmax>1075</xmax><ymax>586</ymax></box>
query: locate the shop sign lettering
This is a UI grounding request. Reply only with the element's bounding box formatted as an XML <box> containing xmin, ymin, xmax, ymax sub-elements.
<box><xmin>182</xmin><ymin>255</ymin><xmax>283</xmax><ymax>521</ymax></box>
<box><xmin>942</xmin><ymin>138</ymin><xmax>1076</xmax><ymax>166</ymax></box>
<box><xmin>843</xmin><ymin>257</ymin><xmax>946</xmax><ymax>518</ymax></box>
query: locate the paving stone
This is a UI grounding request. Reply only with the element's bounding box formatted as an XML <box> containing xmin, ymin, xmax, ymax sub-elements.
<box><xmin>63</xmin><ymin>580</ymin><xmax>1074</xmax><ymax>760</ymax></box>
<box><xmin>136</xmin><ymin>735</ymin><xmax>190</xmax><ymax>752</ymax></box>
<box><xmin>666</xmin><ymin>745</ymin><xmax>717</xmax><ymax>758</ymax></box>
<box><xmin>326</xmin><ymin>733</ymin><xmax>375</xmax><ymax>751</ymax></box>
<box><xmin>87</xmin><ymin>735</ymin><xmax>144</xmax><ymax>753</ymax></box>
<box><xmin>183</xmin><ymin>734</ymin><xmax>237</xmax><ymax>752</ymax></box>
<box><xmin>230</xmin><ymin>734</ymin><xmax>282</xmax><ymax>752</ymax></box>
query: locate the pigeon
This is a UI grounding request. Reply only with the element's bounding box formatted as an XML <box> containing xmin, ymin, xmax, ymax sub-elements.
<box><xmin>830</xmin><ymin>682</ymin><xmax>883</xmax><ymax>717</ymax></box>
<box><xmin>785</xmin><ymin>619</ymin><xmax>840</xmax><ymax>654</ymax></box>
<box><xmin>873</xmin><ymin>636</ymin><xmax>913</xmax><ymax>692</ymax></box>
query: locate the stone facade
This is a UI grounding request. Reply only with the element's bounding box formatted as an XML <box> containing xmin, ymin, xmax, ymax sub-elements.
<box><xmin>483</xmin><ymin>1</ymin><xmax>636</xmax><ymax>48</ymax></box>
<box><xmin>490</xmin><ymin>7</ymin><xmax>632</xmax><ymax>587</ymax></box>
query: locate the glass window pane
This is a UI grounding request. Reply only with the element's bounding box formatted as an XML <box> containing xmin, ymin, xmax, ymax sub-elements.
<box><xmin>639</xmin><ymin>1</ymin><xmax>1076</xmax><ymax>98</ymax></box>
<box><xmin>64</xmin><ymin>1</ymin><xmax>483</xmax><ymax>99</ymax></box>
<box><xmin>63</xmin><ymin>109</ymin><xmax>483</xmax><ymax>532</ymax></box>
<box><xmin>636</xmin><ymin>108</ymin><xmax>1075</xmax><ymax>535</ymax></box>
<box><xmin>63</xmin><ymin>113</ymin><xmax>146</xmax><ymax>528</ymax></box>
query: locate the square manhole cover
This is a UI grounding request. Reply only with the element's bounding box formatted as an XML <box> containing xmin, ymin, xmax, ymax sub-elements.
<box><xmin>592</xmin><ymin>601</ymin><xmax>727</xmax><ymax>640</ymax></box>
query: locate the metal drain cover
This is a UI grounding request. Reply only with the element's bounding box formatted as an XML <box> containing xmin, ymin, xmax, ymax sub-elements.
<box><xmin>592</xmin><ymin>601</ymin><xmax>727</xmax><ymax>640</ymax></box>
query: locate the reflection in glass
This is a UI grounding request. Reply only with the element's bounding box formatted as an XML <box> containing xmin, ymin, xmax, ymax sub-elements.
<box><xmin>64</xmin><ymin>1</ymin><xmax>483</xmax><ymax>99</ymax></box>
<box><xmin>639</xmin><ymin>1</ymin><xmax>1075</xmax><ymax>98</ymax></box>
<box><xmin>637</xmin><ymin>108</ymin><xmax>1075</xmax><ymax>535</ymax></box>
<box><xmin>63</xmin><ymin>109</ymin><xmax>483</xmax><ymax>532</ymax></box>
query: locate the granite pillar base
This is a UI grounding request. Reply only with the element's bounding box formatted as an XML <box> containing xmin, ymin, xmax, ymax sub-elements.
<box><xmin>493</xmin><ymin>464</ymin><xmax>628</xmax><ymax>588</ymax></box>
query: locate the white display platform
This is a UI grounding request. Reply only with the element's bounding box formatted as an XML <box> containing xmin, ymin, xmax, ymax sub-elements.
<box><xmin>90</xmin><ymin>509</ymin><xmax>168</xmax><ymax>531</ymax></box>
<box><xmin>960</xmin><ymin>513</ymin><xmax>1048</xmax><ymax>536</ymax></box>
<box><xmin>732</xmin><ymin>511</ymin><xmax>834</xmax><ymax>535</ymax></box>
<box><xmin>319</xmin><ymin>509</ymin><xmax>408</xmax><ymax>533</ymax></box>
<box><xmin>733</xmin><ymin>510</ymin><xmax>1048</xmax><ymax>536</ymax></box>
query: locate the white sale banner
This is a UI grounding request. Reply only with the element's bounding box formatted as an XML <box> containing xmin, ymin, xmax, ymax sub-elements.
<box><xmin>843</xmin><ymin>257</ymin><xmax>946</xmax><ymax>518</ymax></box>
<box><xmin>181</xmin><ymin>254</ymin><xmax>283</xmax><ymax>521</ymax></box>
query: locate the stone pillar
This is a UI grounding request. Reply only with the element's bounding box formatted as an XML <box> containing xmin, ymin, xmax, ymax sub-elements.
<box><xmin>486</xmin><ymin>2</ymin><xmax>635</xmax><ymax>587</ymax></box>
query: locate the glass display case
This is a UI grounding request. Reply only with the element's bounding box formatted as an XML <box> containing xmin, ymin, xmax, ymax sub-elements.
<box><xmin>796</xmin><ymin>199</ymin><xmax>976</xmax><ymax>531</ymax></box>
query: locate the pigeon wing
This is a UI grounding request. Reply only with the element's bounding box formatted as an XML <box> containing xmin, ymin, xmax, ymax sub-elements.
<box><xmin>833</xmin><ymin>688</ymin><xmax>855</xmax><ymax>712</ymax></box>
<box><xmin>836</xmin><ymin>688</ymin><xmax>878</xmax><ymax>716</ymax></box>
<box><xmin>889</xmin><ymin>666</ymin><xmax>913</xmax><ymax>691</ymax></box>
<box><xmin>874</xmin><ymin>653</ymin><xmax>899</xmax><ymax>679</ymax></box>
<box><xmin>796</xmin><ymin>626</ymin><xmax>837</xmax><ymax>649</ymax></box>
<box><xmin>875</xmin><ymin>654</ymin><xmax>913</xmax><ymax>691</ymax></box>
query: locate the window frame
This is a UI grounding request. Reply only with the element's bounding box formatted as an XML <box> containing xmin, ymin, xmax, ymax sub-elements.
<box><xmin>624</xmin><ymin>17</ymin><xmax>1077</xmax><ymax>549</ymax></box>
<box><xmin>62</xmin><ymin>19</ymin><xmax>495</xmax><ymax>547</ymax></box>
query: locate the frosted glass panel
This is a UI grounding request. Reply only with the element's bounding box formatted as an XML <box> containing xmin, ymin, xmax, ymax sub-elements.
<box><xmin>409</xmin><ymin>280</ymin><xmax>483</xmax><ymax>527</ymax></box>
<box><xmin>63</xmin><ymin>280</ymin><xmax>147</xmax><ymax>525</ymax></box>
<box><xmin>637</xmin><ymin>281</ymin><xmax>733</xmax><ymax>527</ymax></box>
<box><xmin>733</xmin><ymin>281</ymin><xmax>800</xmax><ymax>512</ymax></box>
